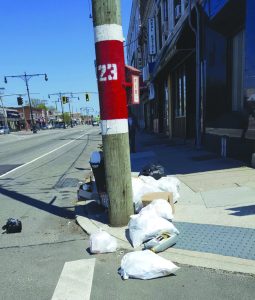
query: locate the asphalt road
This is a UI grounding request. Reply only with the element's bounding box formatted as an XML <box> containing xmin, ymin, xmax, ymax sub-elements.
<box><xmin>0</xmin><ymin>126</ymin><xmax>254</xmax><ymax>300</ymax></box>
<box><xmin>0</xmin><ymin>126</ymin><xmax>101</xmax><ymax>299</ymax></box>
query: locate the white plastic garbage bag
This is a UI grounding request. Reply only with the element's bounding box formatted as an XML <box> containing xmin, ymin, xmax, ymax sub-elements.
<box><xmin>157</xmin><ymin>176</ymin><xmax>181</xmax><ymax>202</ymax></box>
<box><xmin>89</xmin><ymin>230</ymin><xmax>117</xmax><ymax>253</ymax></box>
<box><xmin>139</xmin><ymin>175</ymin><xmax>181</xmax><ymax>202</ymax></box>
<box><xmin>128</xmin><ymin>212</ymin><xmax>179</xmax><ymax>248</ymax></box>
<box><xmin>132</xmin><ymin>177</ymin><xmax>162</xmax><ymax>213</ymax></box>
<box><xmin>139</xmin><ymin>199</ymin><xmax>173</xmax><ymax>220</ymax></box>
<box><xmin>138</xmin><ymin>175</ymin><xmax>160</xmax><ymax>189</ymax></box>
<box><xmin>119</xmin><ymin>250</ymin><xmax>180</xmax><ymax>280</ymax></box>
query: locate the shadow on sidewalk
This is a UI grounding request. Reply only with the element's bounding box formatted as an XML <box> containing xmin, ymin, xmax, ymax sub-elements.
<box><xmin>226</xmin><ymin>205</ymin><xmax>255</xmax><ymax>216</ymax></box>
<box><xmin>78</xmin><ymin>200</ymin><xmax>109</xmax><ymax>225</ymax></box>
<box><xmin>133</xmin><ymin>132</ymin><xmax>246</xmax><ymax>175</ymax></box>
<box><xmin>0</xmin><ymin>186</ymin><xmax>74</xmax><ymax>219</ymax></box>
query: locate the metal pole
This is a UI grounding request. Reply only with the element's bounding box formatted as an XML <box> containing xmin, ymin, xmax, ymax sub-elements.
<box><xmin>24</xmin><ymin>73</ymin><xmax>37</xmax><ymax>133</ymax></box>
<box><xmin>188</xmin><ymin>0</ymin><xmax>201</xmax><ymax>148</ymax></box>
<box><xmin>59</xmin><ymin>94</ymin><xmax>66</xmax><ymax>129</ymax></box>
<box><xmin>92</xmin><ymin>0</ymin><xmax>134</xmax><ymax>226</ymax></box>
<box><xmin>68</xmin><ymin>100</ymin><xmax>73</xmax><ymax>127</ymax></box>
<box><xmin>195</xmin><ymin>3</ymin><xmax>201</xmax><ymax>149</ymax></box>
<box><xmin>0</xmin><ymin>96</ymin><xmax>8</xmax><ymax>127</ymax></box>
<box><xmin>22</xmin><ymin>105</ymin><xmax>28</xmax><ymax>130</ymax></box>
<box><xmin>0</xmin><ymin>88</ymin><xmax>7</xmax><ymax>127</ymax></box>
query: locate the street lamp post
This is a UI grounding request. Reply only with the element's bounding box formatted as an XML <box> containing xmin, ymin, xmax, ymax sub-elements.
<box><xmin>4</xmin><ymin>72</ymin><xmax>48</xmax><ymax>133</ymax></box>
<box><xmin>0</xmin><ymin>87</ymin><xmax>8</xmax><ymax>127</ymax></box>
<box><xmin>68</xmin><ymin>95</ymin><xmax>79</xmax><ymax>127</ymax></box>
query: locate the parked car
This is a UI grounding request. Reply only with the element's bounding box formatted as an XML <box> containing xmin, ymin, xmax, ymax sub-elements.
<box><xmin>92</xmin><ymin>121</ymin><xmax>100</xmax><ymax>126</ymax></box>
<box><xmin>0</xmin><ymin>125</ymin><xmax>10</xmax><ymax>134</ymax></box>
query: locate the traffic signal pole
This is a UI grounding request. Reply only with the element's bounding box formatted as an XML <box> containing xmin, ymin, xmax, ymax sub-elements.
<box><xmin>4</xmin><ymin>72</ymin><xmax>48</xmax><ymax>133</ymax></box>
<box><xmin>59</xmin><ymin>94</ymin><xmax>66</xmax><ymax>129</ymax></box>
<box><xmin>92</xmin><ymin>0</ymin><xmax>133</xmax><ymax>226</ymax></box>
<box><xmin>48</xmin><ymin>92</ymin><xmax>69</xmax><ymax>129</ymax></box>
<box><xmin>24</xmin><ymin>73</ymin><xmax>37</xmax><ymax>133</ymax></box>
<box><xmin>68</xmin><ymin>100</ymin><xmax>73</xmax><ymax>127</ymax></box>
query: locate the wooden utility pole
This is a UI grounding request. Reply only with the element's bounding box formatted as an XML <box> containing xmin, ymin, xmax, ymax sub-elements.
<box><xmin>92</xmin><ymin>0</ymin><xmax>134</xmax><ymax>226</ymax></box>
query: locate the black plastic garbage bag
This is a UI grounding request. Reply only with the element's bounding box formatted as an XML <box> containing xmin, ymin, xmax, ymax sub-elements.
<box><xmin>139</xmin><ymin>163</ymin><xmax>165</xmax><ymax>180</ymax></box>
<box><xmin>2</xmin><ymin>218</ymin><xmax>22</xmax><ymax>233</ymax></box>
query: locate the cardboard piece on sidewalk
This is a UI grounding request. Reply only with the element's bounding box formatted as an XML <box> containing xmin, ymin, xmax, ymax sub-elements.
<box><xmin>141</xmin><ymin>192</ymin><xmax>175</xmax><ymax>214</ymax></box>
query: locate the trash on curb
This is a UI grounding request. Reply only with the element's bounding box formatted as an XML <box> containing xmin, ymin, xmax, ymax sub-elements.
<box><xmin>139</xmin><ymin>163</ymin><xmax>166</xmax><ymax>180</ymax></box>
<box><xmin>140</xmin><ymin>197</ymin><xmax>174</xmax><ymax>220</ymax></box>
<box><xmin>139</xmin><ymin>175</ymin><xmax>180</xmax><ymax>203</ymax></box>
<box><xmin>90</xmin><ymin>151</ymin><xmax>106</xmax><ymax>193</ymax></box>
<box><xmin>131</xmin><ymin>173</ymin><xmax>180</xmax><ymax>213</ymax></box>
<box><xmin>143</xmin><ymin>233</ymin><xmax>178</xmax><ymax>253</ymax></box>
<box><xmin>118</xmin><ymin>250</ymin><xmax>180</xmax><ymax>280</ymax></box>
<box><xmin>2</xmin><ymin>218</ymin><xmax>22</xmax><ymax>234</ymax></box>
<box><xmin>89</xmin><ymin>230</ymin><xmax>117</xmax><ymax>254</ymax></box>
<box><xmin>131</xmin><ymin>177</ymin><xmax>162</xmax><ymax>213</ymax></box>
<box><xmin>128</xmin><ymin>212</ymin><xmax>179</xmax><ymax>248</ymax></box>
<box><xmin>89</xmin><ymin>151</ymin><xmax>108</xmax><ymax>208</ymax></box>
<box><xmin>77</xmin><ymin>173</ymin><xmax>94</xmax><ymax>201</ymax></box>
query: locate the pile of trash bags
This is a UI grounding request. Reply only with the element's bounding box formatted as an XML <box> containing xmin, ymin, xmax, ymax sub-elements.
<box><xmin>90</xmin><ymin>224</ymin><xmax>180</xmax><ymax>280</ymax></box>
<box><xmin>128</xmin><ymin>199</ymin><xmax>179</xmax><ymax>248</ymax></box>
<box><xmin>88</xmin><ymin>163</ymin><xmax>181</xmax><ymax>280</ymax></box>
<box><xmin>132</xmin><ymin>175</ymin><xmax>180</xmax><ymax>213</ymax></box>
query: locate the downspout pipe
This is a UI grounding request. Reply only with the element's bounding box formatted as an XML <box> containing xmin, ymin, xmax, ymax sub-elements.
<box><xmin>189</xmin><ymin>0</ymin><xmax>201</xmax><ymax>149</ymax></box>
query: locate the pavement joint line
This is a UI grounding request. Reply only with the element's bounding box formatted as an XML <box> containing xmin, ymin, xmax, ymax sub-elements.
<box><xmin>0</xmin><ymin>132</ymin><xmax>88</xmax><ymax>179</ymax></box>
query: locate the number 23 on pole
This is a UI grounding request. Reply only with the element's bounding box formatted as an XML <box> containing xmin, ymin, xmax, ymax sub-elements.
<box><xmin>98</xmin><ymin>63</ymin><xmax>118</xmax><ymax>82</ymax></box>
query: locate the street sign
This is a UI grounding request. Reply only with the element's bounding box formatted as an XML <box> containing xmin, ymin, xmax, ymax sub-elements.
<box><xmin>131</xmin><ymin>75</ymin><xmax>140</xmax><ymax>104</ymax></box>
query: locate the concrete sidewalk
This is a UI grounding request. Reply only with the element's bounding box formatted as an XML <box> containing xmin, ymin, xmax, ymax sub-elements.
<box><xmin>76</xmin><ymin>131</ymin><xmax>255</xmax><ymax>275</ymax></box>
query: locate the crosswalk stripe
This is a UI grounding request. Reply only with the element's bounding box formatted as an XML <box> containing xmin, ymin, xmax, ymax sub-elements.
<box><xmin>52</xmin><ymin>258</ymin><xmax>96</xmax><ymax>300</ymax></box>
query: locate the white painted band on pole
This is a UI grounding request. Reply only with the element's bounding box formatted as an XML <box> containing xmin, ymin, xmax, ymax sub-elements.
<box><xmin>94</xmin><ymin>24</ymin><xmax>124</xmax><ymax>42</ymax></box>
<box><xmin>100</xmin><ymin>119</ymin><xmax>128</xmax><ymax>135</ymax></box>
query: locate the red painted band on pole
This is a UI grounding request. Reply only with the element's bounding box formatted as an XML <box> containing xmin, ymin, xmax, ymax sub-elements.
<box><xmin>95</xmin><ymin>40</ymin><xmax>128</xmax><ymax>120</ymax></box>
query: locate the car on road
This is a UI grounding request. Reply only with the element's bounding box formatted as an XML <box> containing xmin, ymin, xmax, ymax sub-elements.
<box><xmin>0</xmin><ymin>125</ymin><xmax>10</xmax><ymax>134</ymax></box>
<box><xmin>47</xmin><ymin>124</ymin><xmax>53</xmax><ymax>129</ymax></box>
<box><xmin>92</xmin><ymin>121</ymin><xmax>100</xmax><ymax>126</ymax></box>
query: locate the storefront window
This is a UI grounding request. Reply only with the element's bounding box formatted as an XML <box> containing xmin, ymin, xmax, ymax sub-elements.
<box><xmin>175</xmin><ymin>65</ymin><xmax>186</xmax><ymax>117</ymax></box>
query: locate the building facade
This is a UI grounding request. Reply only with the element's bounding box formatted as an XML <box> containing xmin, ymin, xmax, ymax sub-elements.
<box><xmin>0</xmin><ymin>107</ymin><xmax>21</xmax><ymax>130</ymax></box>
<box><xmin>127</xmin><ymin>0</ymin><xmax>255</xmax><ymax>160</ymax></box>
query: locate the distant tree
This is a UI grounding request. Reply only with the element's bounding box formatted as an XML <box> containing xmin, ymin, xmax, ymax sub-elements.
<box><xmin>63</xmin><ymin>112</ymin><xmax>71</xmax><ymax>124</ymax></box>
<box><xmin>29</xmin><ymin>99</ymin><xmax>48</xmax><ymax>110</ymax></box>
<box><xmin>36</xmin><ymin>103</ymin><xmax>48</xmax><ymax>110</ymax></box>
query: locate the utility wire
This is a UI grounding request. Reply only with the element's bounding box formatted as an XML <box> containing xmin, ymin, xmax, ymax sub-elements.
<box><xmin>87</xmin><ymin>0</ymin><xmax>92</xmax><ymax>18</ymax></box>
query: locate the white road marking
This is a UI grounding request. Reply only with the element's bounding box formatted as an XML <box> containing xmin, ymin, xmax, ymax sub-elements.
<box><xmin>52</xmin><ymin>258</ymin><xmax>96</xmax><ymax>300</ymax></box>
<box><xmin>0</xmin><ymin>132</ymin><xmax>87</xmax><ymax>178</ymax></box>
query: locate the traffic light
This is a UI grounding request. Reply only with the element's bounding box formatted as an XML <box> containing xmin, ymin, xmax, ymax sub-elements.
<box><xmin>17</xmin><ymin>96</ymin><xmax>23</xmax><ymax>106</ymax></box>
<box><xmin>62</xmin><ymin>96</ymin><xmax>69</xmax><ymax>104</ymax></box>
<box><xmin>85</xmin><ymin>93</ymin><xmax>89</xmax><ymax>101</ymax></box>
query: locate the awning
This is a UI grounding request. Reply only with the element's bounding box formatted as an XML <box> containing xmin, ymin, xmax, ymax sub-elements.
<box><xmin>152</xmin><ymin>21</ymin><xmax>194</xmax><ymax>79</ymax></box>
<box><xmin>125</xmin><ymin>65</ymin><xmax>141</xmax><ymax>74</ymax></box>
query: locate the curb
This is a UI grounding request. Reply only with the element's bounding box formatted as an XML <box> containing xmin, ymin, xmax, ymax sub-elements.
<box><xmin>75</xmin><ymin>201</ymin><xmax>255</xmax><ymax>276</ymax></box>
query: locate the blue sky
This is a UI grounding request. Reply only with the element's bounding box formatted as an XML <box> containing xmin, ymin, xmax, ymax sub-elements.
<box><xmin>0</xmin><ymin>0</ymin><xmax>132</xmax><ymax>115</ymax></box>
